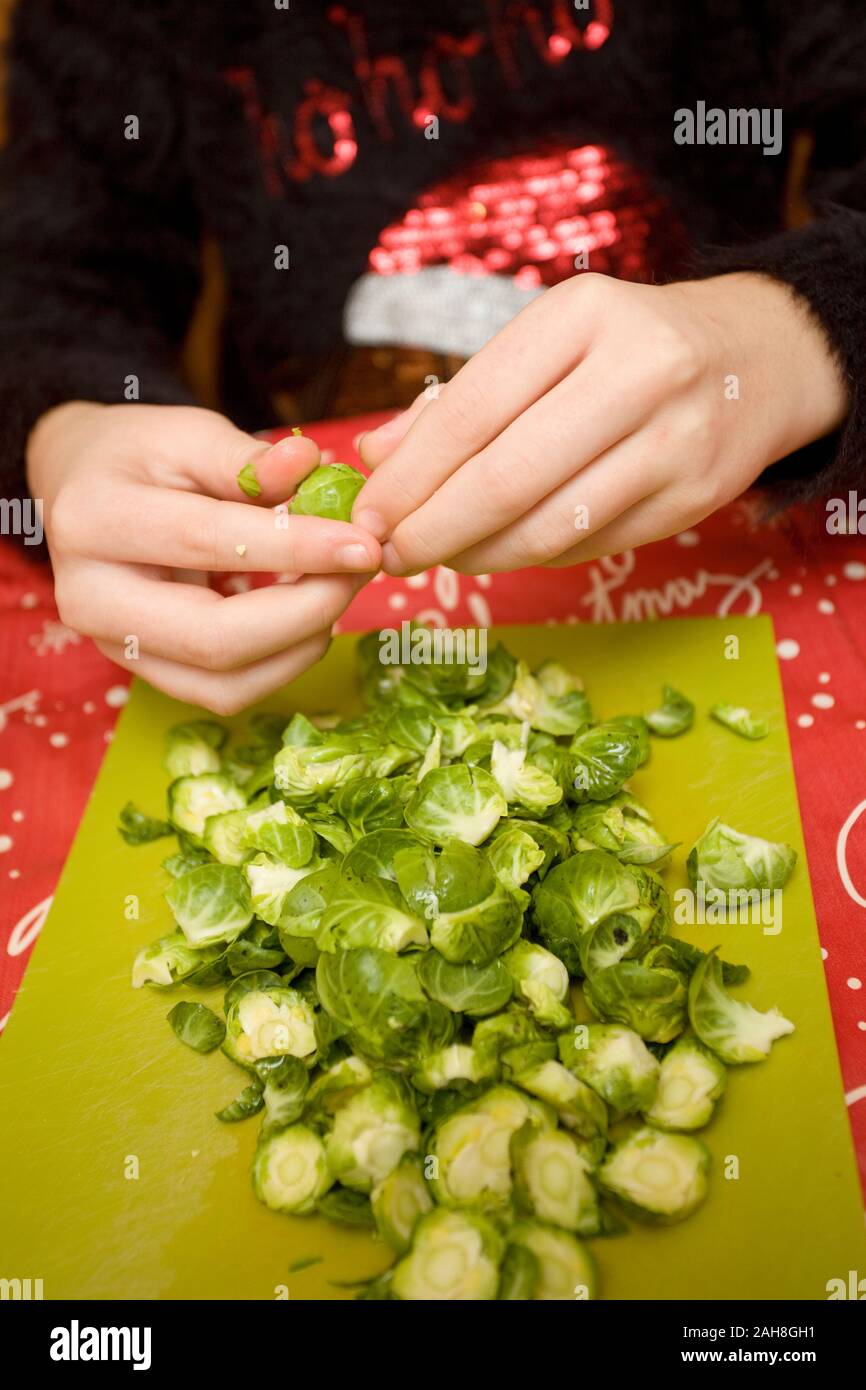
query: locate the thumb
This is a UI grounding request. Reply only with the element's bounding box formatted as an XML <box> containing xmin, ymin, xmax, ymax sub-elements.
<box><xmin>185</xmin><ymin>415</ymin><xmax>322</xmax><ymax>505</ymax></box>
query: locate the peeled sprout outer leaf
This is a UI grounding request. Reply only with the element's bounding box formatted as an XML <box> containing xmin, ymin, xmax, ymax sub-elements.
<box><xmin>644</xmin><ymin>685</ymin><xmax>694</xmax><ymax>737</ymax></box>
<box><xmin>688</xmin><ymin>948</ymin><xmax>795</xmax><ymax>1064</ymax></box>
<box><xmin>687</xmin><ymin>818</ymin><xmax>797</xmax><ymax>895</ymax></box>
<box><xmin>710</xmin><ymin>701</ymin><xmax>770</xmax><ymax>740</ymax></box>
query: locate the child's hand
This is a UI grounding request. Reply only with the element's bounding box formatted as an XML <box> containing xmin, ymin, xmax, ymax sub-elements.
<box><xmin>355</xmin><ymin>272</ymin><xmax>848</xmax><ymax>574</ymax></box>
<box><xmin>28</xmin><ymin>403</ymin><xmax>381</xmax><ymax>712</ymax></box>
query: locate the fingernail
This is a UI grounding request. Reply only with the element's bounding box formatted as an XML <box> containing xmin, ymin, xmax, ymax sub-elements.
<box><xmin>353</xmin><ymin>508</ymin><xmax>388</xmax><ymax>540</ymax></box>
<box><xmin>382</xmin><ymin>541</ymin><xmax>408</xmax><ymax>576</ymax></box>
<box><xmin>337</xmin><ymin>542</ymin><xmax>378</xmax><ymax>571</ymax></box>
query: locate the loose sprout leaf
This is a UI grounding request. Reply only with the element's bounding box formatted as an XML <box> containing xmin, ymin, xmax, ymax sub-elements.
<box><xmin>710</xmin><ymin>701</ymin><xmax>769</xmax><ymax>740</ymax></box>
<box><xmin>644</xmin><ymin>685</ymin><xmax>694</xmax><ymax>737</ymax></box>
<box><xmin>288</xmin><ymin>1254</ymin><xmax>323</xmax><ymax>1273</ymax></box>
<box><xmin>687</xmin><ymin>818</ymin><xmax>797</xmax><ymax>894</ymax></box>
<box><xmin>236</xmin><ymin>460</ymin><xmax>262</xmax><ymax>498</ymax></box>
<box><xmin>317</xmin><ymin>1188</ymin><xmax>376</xmax><ymax>1227</ymax></box>
<box><xmin>162</xmin><ymin>845</ymin><xmax>212</xmax><ymax>879</ymax></box>
<box><xmin>688</xmin><ymin>948</ymin><xmax>794</xmax><ymax>1064</ymax></box>
<box><xmin>288</xmin><ymin>462</ymin><xmax>365</xmax><ymax>522</ymax></box>
<box><xmin>216</xmin><ymin>1080</ymin><xmax>264</xmax><ymax>1122</ymax></box>
<box><xmin>167</xmin><ymin>1001</ymin><xmax>226</xmax><ymax>1053</ymax></box>
<box><xmin>118</xmin><ymin>801</ymin><xmax>173</xmax><ymax>846</ymax></box>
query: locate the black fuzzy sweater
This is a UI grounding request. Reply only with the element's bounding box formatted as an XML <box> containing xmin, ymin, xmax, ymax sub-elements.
<box><xmin>1</xmin><ymin>0</ymin><xmax>864</xmax><ymax>508</ymax></box>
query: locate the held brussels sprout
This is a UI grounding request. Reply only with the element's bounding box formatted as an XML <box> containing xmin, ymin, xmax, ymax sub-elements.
<box><xmin>405</xmin><ymin>764</ymin><xmax>507</xmax><ymax>846</ymax></box>
<box><xmin>288</xmin><ymin>461</ymin><xmax>365</xmax><ymax>521</ymax></box>
<box><xmin>164</xmin><ymin>720</ymin><xmax>227</xmax><ymax>779</ymax></box>
<box><xmin>644</xmin><ymin>685</ymin><xmax>694</xmax><ymax>737</ymax></box>
<box><xmin>371</xmin><ymin>1155</ymin><xmax>433</xmax><ymax>1253</ymax></box>
<box><xmin>688</xmin><ymin>949</ymin><xmax>795</xmax><ymax>1063</ymax></box>
<box><xmin>645</xmin><ymin>1037</ymin><xmax>727</xmax><ymax>1130</ymax></box>
<box><xmin>430</xmin><ymin>1085</ymin><xmax>554</xmax><ymax>1208</ymax></box>
<box><xmin>392</xmin><ymin>1208</ymin><xmax>504</xmax><ymax>1301</ymax></box>
<box><xmin>317</xmin><ymin>872</ymin><xmax>428</xmax><ymax>953</ymax></box>
<box><xmin>252</xmin><ymin>1124</ymin><xmax>333</xmax><ymax>1214</ymax></box>
<box><xmin>324</xmin><ymin>1072</ymin><xmax>420</xmax><ymax>1191</ymax></box>
<box><xmin>412</xmin><ymin>1043</ymin><xmax>499</xmax><ymax>1094</ymax></box>
<box><xmin>599</xmin><ymin>1126</ymin><xmax>710</xmax><ymax>1223</ymax></box>
<box><xmin>165</xmin><ymin>863</ymin><xmax>253</xmax><ymax>946</ymax></box>
<box><xmin>710</xmin><ymin>701</ymin><xmax>769</xmax><ymax>740</ymax></box>
<box><xmin>501</xmin><ymin>1048</ymin><xmax>608</xmax><ymax>1140</ymax></box>
<box><xmin>559</xmin><ymin>1023</ymin><xmax>660</xmax><ymax>1116</ymax></box>
<box><xmin>416</xmin><ymin>951</ymin><xmax>513</xmax><ymax>1018</ymax></box>
<box><xmin>583</xmin><ymin>958</ymin><xmax>688</xmax><ymax>1044</ymax></box>
<box><xmin>168</xmin><ymin>773</ymin><xmax>247</xmax><ymax>845</ymax></box>
<box><xmin>223</xmin><ymin>986</ymin><xmax>318</xmax><ymax>1068</ymax></box>
<box><xmin>509</xmin><ymin>1221</ymin><xmax>597</xmax><ymax>1300</ymax></box>
<box><xmin>502</xmin><ymin>941</ymin><xmax>573</xmax><ymax>1030</ymax></box>
<box><xmin>687</xmin><ymin>818</ymin><xmax>797</xmax><ymax>894</ymax></box>
<box><xmin>511</xmin><ymin>1124</ymin><xmax>602</xmax><ymax>1235</ymax></box>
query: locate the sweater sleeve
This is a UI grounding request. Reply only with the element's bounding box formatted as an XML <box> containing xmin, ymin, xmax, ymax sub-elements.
<box><xmin>692</xmin><ymin>1</ymin><xmax>866</xmax><ymax>502</ymax></box>
<box><xmin>0</xmin><ymin>0</ymin><xmax>201</xmax><ymax>503</ymax></box>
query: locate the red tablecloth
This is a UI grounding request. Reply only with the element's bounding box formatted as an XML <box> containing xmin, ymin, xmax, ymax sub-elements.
<box><xmin>2</xmin><ymin>412</ymin><xmax>865</xmax><ymax>1195</ymax></box>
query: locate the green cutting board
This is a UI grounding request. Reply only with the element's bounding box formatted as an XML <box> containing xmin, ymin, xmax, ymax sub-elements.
<box><xmin>1</xmin><ymin>617</ymin><xmax>863</xmax><ymax>1301</ymax></box>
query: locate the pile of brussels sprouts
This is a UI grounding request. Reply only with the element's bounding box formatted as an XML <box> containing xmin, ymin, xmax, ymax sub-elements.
<box><xmin>124</xmin><ymin>632</ymin><xmax>797</xmax><ymax>1300</ymax></box>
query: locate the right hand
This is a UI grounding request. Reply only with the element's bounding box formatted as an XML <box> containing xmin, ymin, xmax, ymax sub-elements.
<box><xmin>27</xmin><ymin>402</ymin><xmax>381</xmax><ymax>713</ymax></box>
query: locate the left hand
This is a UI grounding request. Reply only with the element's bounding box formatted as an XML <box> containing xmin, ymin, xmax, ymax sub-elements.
<box><xmin>353</xmin><ymin>272</ymin><xmax>848</xmax><ymax>574</ymax></box>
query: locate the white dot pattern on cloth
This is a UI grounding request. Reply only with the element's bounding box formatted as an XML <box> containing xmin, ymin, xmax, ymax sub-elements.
<box><xmin>776</xmin><ymin>639</ymin><xmax>799</xmax><ymax>660</ymax></box>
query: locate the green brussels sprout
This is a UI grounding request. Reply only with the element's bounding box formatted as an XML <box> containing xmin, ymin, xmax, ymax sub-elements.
<box><xmin>599</xmin><ymin>1125</ymin><xmax>710</xmax><ymax>1223</ymax></box>
<box><xmin>567</xmin><ymin>722</ymin><xmax>642</xmax><ymax>802</ymax></box>
<box><xmin>256</xmin><ymin>1054</ymin><xmax>310</xmax><ymax>1132</ymax></box>
<box><xmin>531</xmin><ymin>849</ymin><xmax>639</xmax><ymax>973</ymax></box>
<box><xmin>509</xmin><ymin>1221</ymin><xmax>597</xmax><ymax>1300</ymax></box>
<box><xmin>710</xmin><ymin>701</ymin><xmax>769</xmax><ymax>740</ymax></box>
<box><xmin>392</xmin><ymin>1207</ymin><xmax>504</xmax><ymax>1301</ymax></box>
<box><xmin>162</xmin><ymin>843</ymin><xmax>212</xmax><ymax>879</ymax></box>
<box><xmin>489</xmin><ymin>816</ymin><xmax>569</xmax><ymax>880</ymax></box>
<box><xmin>167</xmin><ymin>1000</ymin><xmax>225</xmax><ymax>1053</ymax></box>
<box><xmin>165</xmin><ymin>862</ymin><xmax>253</xmax><ymax>946</ymax></box>
<box><xmin>511</xmin><ymin>1124</ymin><xmax>602</xmax><ymax>1235</ymax></box>
<box><xmin>131</xmin><ymin>930</ymin><xmax>223</xmax><ymax>988</ymax></box>
<box><xmin>304</xmin><ymin>1054</ymin><xmax>372</xmax><ymax>1120</ymax></box>
<box><xmin>371</xmin><ymin>1155</ymin><xmax>433</xmax><ymax>1253</ymax></box>
<box><xmin>275</xmin><ymin>862</ymin><xmax>340</xmax><ymax>946</ymax></box>
<box><xmin>502</xmin><ymin>940</ymin><xmax>573</xmax><ymax>1030</ymax></box>
<box><xmin>223</xmin><ymin>986</ymin><xmax>318</xmax><ymax>1069</ymax></box>
<box><xmin>243</xmin><ymin>853</ymin><xmax>322</xmax><ymax>927</ymax></box>
<box><xmin>486</xmin><ymin>827</ymin><xmax>548</xmax><ymax>891</ymax></box>
<box><xmin>317</xmin><ymin>871</ymin><xmax>428</xmax><ymax>953</ymax></box>
<box><xmin>583</xmin><ymin>957</ymin><xmax>688</xmax><ymax>1043</ymax></box>
<box><xmin>315</xmin><ymin>948</ymin><xmax>456</xmax><ymax>1065</ymax></box>
<box><xmin>331</xmin><ymin>775</ymin><xmax>407</xmax><ymax>836</ymax></box>
<box><xmin>342</xmin><ymin>829</ymin><xmax>425</xmax><ymax>883</ymax></box>
<box><xmin>241</xmin><ymin>800</ymin><xmax>316</xmax><ymax>866</ymax></box>
<box><xmin>202</xmin><ymin>806</ymin><xmax>260</xmax><ymax>866</ymax></box>
<box><xmin>473</xmin><ymin>1005</ymin><xmax>545</xmax><ymax>1058</ymax></box>
<box><xmin>412</xmin><ymin>1043</ymin><xmax>500</xmax><ymax>1094</ymax></box>
<box><xmin>645</xmin><ymin>1037</ymin><xmax>727</xmax><ymax>1130</ymax></box>
<box><xmin>430</xmin><ymin>1085</ymin><xmax>554</xmax><ymax>1208</ymax></box>
<box><xmin>163</xmin><ymin>720</ymin><xmax>227</xmax><ymax>779</ymax></box>
<box><xmin>167</xmin><ymin>773</ymin><xmax>247</xmax><ymax>845</ymax></box>
<box><xmin>688</xmin><ymin>948</ymin><xmax>794</xmax><ymax>1063</ymax></box>
<box><xmin>393</xmin><ymin>839</ymin><xmax>523</xmax><ymax>965</ymax></box>
<box><xmin>578</xmin><ymin>913</ymin><xmax>645</xmax><ymax>977</ymax></box>
<box><xmin>288</xmin><ymin>461</ymin><xmax>365</xmax><ymax>521</ymax></box>
<box><xmin>644</xmin><ymin>685</ymin><xmax>694</xmax><ymax>737</ymax></box>
<box><xmin>117</xmin><ymin>801</ymin><xmax>173</xmax><ymax>846</ymax></box>
<box><xmin>417</xmin><ymin>951</ymin><xmax>513</xmax><ymax>1017</ymax></box>
<box><xmin>571</xmin><ymin>792</ymin><xmax>675</xmax><ymax>866</ymax></box>
<box><xmin>405</xmin><ymin>764</ymin><xmax>507</xmax><ymax>846</ymax></box>
<box><xmin>252</xmin><ymin>1124</ymin><xmax>333</xmax><ymax>1214</ymax></box>
<box><xmin>605</xmin><ymin>714</ymin><xmax>651</xmax><ymax>766</ymax></box>
<box><xmin>501</xmin><ymin>1048</ymin><xmax>608</xmax><ymax>1139</ymax></box>
<box><xmin>490</xmin><ymin>660</ymin><xmax>591</xmax><ymax>735</ymax></box>
<box><xmin>687</xmin><ymin>818</ymin><xmax>797</xmax><ymax>894</ymax></box>
<box><xmin>497</xmin><ymin>1243</ymin><xmax>539</xmax><ymax>1299</ymax></box>
<box><xmin>489</xmin><ymin>740</ymin><xmax>563</xmax><ymax>816</ymax></box>
<box><xmin>559</xmin><ymin>1023</ymin><xmax>659</xmax><ymax>1116</ymax></box>
<box><xmin>325</xmin><ymin>1072</ymin><xmax>420</xmax><ymax>1191</ymax></box>
<box><xmin>273</xmin><ymin>741</ymin><xmax>370</xmax><ymax>805</ymax></box>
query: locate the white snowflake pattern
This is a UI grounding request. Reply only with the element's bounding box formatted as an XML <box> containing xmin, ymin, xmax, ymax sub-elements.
<box><xmin>28</xmin><ymin>620</ymin><xmax>82</xmax><ymax>657</ymax></box>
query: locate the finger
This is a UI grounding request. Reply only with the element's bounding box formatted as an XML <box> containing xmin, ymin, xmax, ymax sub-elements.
<box><xmin>444</xmin><ymin>428</ymin><xmax>664</xmax><ymax>573</ymax></box>
<box><xmin>95</xmin><ymin>631</ymin><xmax>333</xmax><ymax>717</ymax></box>
<box><xmin>381</xmin><ymin>347</ymin><xmax>662</xmax><ymax>575</ymax></box>
<box><xmin>353</xmin><ymin>279</ymin><xmax>603</xmax><ymax>538</ymax></box>
<box><xmin>59</xmin><ymin>562</ymin><xmax>367</xmax><ymax>670</ymax></box>
<box><xmin>357</xmin><ymin>393</ymin><xmax>428</xmax><ymax>470</ymax></box>
<box><xmin>180</xmin><ymin>417</ymin><xmax>322</xmax><ymax>505</ymax></box>
<box><xmin>65</xmin><ymin>483</ymin><xmax>381</xmax><ymax>573</ymax></box>
<box><xmin>546</xmin><ymin>487</ymin><xmax>705</xmax><ymax>568</ymax></box>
